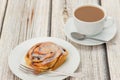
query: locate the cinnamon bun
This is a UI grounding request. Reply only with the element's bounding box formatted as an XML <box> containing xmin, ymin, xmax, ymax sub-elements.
<box><xmin>25</xmin><ymin>42</ymin><xmax>68</xmax><ymax>73</ymax></box>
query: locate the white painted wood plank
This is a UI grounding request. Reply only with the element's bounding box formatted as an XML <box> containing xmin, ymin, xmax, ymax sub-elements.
<box><xmin>51</xmin><ymin>0</ymin><xmax>109</xmax><ymax>80</ymax></box>
<box><xmin>101</xmin><ymin>0</ymin><xmax>120</xmax><ymax>80</ymax></box>
<box><xmin>0</xmin><ymin>0</ymin><xmax>50</xmax><ymax>80</ymax></box>
<box><xmin>0</xmin><ymin>0</ymin><xmax>7</xmax><ymax>34</ymax></box>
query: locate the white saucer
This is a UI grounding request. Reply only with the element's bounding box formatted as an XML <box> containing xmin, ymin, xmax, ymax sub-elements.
<box><xmin>8</xmin><ymin>37</ymin><xmax>80</xmax><ymax>80</ymax></box>
<box><xmin>64</xmin><ymin>18</ymin><xmax>117</xmax><ymax>46</ymax></box>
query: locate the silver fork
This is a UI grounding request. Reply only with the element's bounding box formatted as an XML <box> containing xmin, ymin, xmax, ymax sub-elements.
<box><xmin>19</xmin><ymin>64</ymin><xmax>85</xmax><ymax>78</ymax></box>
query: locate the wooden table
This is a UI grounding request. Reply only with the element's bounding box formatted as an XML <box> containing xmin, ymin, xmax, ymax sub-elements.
<box><xmin>0</xmin><ymin>0</ymin><xmax>120</xmax><ymax>80</ymax></box>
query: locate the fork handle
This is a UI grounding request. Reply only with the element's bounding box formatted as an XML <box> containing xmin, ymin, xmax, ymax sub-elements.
<box><xmin>48</xmin><ymin>71</ymin><xmax>84</xmax><ymax>78</ymax></box>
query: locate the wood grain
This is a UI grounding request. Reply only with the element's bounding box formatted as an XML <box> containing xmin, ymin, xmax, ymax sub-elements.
<box><xmin>0</xmin><ymin>0</ymin><xmax>8</xmax><ymax>37</ymax></box>
<box><xmin>101</xmin><ymin>0</ymin><xmax>120</xmax><ymax>80</ymax></box>
<box><xmin>1</xmin><ymin>0</ymin><xmax>119</xmax><ymax>80</ymax></box>
<box><xmin>51</xmin><ymin>0</ymin><xmax>109</xmax><ymax>80</ymax></box>
<box><xmin>0</xmin><ymin>0</ymin><xmax>51</xmax><ymax>80</ymax></box>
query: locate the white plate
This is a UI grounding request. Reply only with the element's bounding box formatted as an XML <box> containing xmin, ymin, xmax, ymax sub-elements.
<box><xmin>8</xmin><ymin>37</ymin><xmax>80</xmax><ymax>80</ymax></box>
<box><xmin>64</xmin><ymin>18</ymin><xmax>117</xmax><ymax>46</ymax></box>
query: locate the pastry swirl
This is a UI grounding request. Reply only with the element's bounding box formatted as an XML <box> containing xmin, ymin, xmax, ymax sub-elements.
<box><xmin>25</xmin><ymin>42</ymin><xmax>68</xmax><ymax>73</ymax></box>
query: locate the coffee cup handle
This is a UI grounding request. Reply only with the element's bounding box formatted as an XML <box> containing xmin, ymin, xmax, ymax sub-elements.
<box><xmin>104</xmin><ymin>16</ymin><xmax>114</xmax><ymax>28</ymax></box>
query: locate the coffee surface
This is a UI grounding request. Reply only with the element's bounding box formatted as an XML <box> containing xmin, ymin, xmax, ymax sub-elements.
<box><xmin>75</xmin><ymin>6</ymin><xmax>104</xmax><ymax>22</ymax></box>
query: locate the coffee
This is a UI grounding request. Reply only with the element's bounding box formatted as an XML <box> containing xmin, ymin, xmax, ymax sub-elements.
<box><xmin>75</xmin><ymin>6</ymin><xmax>104</xmax><ymax>22</ymax></box>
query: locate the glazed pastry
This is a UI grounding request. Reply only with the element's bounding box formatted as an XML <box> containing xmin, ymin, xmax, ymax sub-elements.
<box><xmin>25</xmin><ymin>42</ymin><xmax>68</xmax><ymax>73</ymax></box>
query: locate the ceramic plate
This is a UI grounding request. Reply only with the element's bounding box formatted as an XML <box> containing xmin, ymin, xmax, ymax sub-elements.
<box><xmin>64</xmin><ymin>18</ymin><xmax>117</xmax><ymax>46</ymax></box>
<box><xmin>8</xmin><ymin>37</ymin><xmax>80</xmax><ymax>80</ymax></box>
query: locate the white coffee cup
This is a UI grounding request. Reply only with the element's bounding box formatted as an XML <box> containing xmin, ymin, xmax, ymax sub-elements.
<box><xmin>73</xmin><ymin>4</ymin><xmax>113</xmax><ymax>36</ymax></box>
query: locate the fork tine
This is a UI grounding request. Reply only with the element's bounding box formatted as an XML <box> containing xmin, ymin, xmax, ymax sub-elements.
<box><xmin>19</xmin><ymin>66</ymin><xmax>33</xmax><ymax>74</ymax></box>
<box><xmin>19</xmin><ymin>64</ymin><xmax>35</xmax><ymax>74</ymax></box>
<box><xmin>19</xmin><ymin>64</ymin><xmax>34</xmax><ymax>71</ymax></box>
<box><xmin>19</xmin><ymin>64</ymin><xmax>44</xmax><ymax>75</ymax></box>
